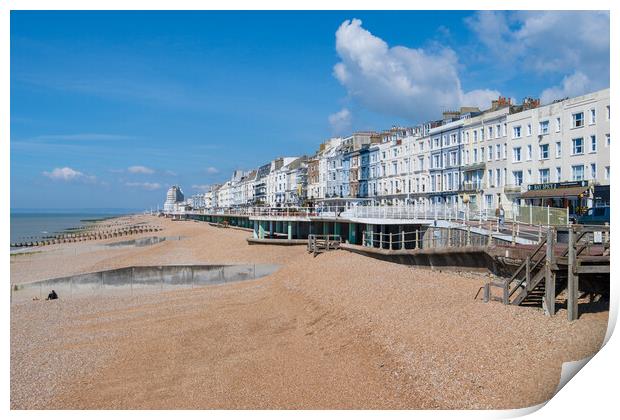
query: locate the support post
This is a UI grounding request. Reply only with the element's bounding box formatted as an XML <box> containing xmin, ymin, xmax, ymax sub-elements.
<box><xmin>511</xmin><ymin>222</ymin><xmax>516</xmax><ymax>245</ymax></box>
<box><xmin>525</xmin><ymin>256</ymin><xmax>531</xmax><ymax>290</ymax></box>
<box><xmin>287</xmin><ymin>222</ymin><xmax>292</xmax><ymax>240</ymax></box>
<box><xmin>415</xmin><ymin>229</ymin><xmax>419</xmax><ymax>249</ymax></box>
<box><xmin>567</xmin><ymin>227</ymin><xmax>578</xmax><ymax>321</ymax></box>
<box><xmin>467</xmin><ymin>226</ymin><xmax>471</xmax><ymax>246</ymax></box>
<box><xmin>544</xmin><ymin>228</ymin><xmax>556</xmax><ymax>316</ymax></box>
<box><xmin>389</xmin><ymin>232</ymin><xmax>393</xmax><ymax>250</ymax></box>
<box><xmin>401</xmin><ymin>230</ymin><xmax>405</xmax><ymax>250</ymax></box>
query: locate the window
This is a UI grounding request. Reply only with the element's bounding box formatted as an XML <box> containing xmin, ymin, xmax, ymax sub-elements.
<box><xmin>607</xmin><ymin>105</ymin><xmax>610</xmax><ymax>120</ymax></box>
<box><xmin>556</xmin><ymin>167</ymin><xmax>562</xmax><ymax>182</ymax></box>
<box><xmin>432</xmin><ymin>154</ymin><xmax>440</xmax><ymax>169</ymax></box>
<box><xmin>480</xmin><ymin>128</ymin><xmax>485</xmax><ymax>141</ymax></box>
<box><xmin>503</xmin><ymin>143</ymin><xmax>507</xmax><ymax>159</ymax></box>
<box><xmin>572</xmin><ymin>112</ymin><xmax>584</xmax><ymax>128</ymax></box>
<box><xmin>513</xmin><ymin>171</ymin><xmax>523</xmax><ymax>186</ymax></box>
<box><xmin>503</xmin><ymin>123</ymin><xmax>507</xmax><ymax>137</ymax></box>
<box><xmin>485</xmin><ymin>194</ymin><xmax>493</xmax><ymax>209</ymax></box>
<box><xmin>513</xmin><ymin>125</ymin><xmax>522</xmax><ymax>139</ymax></box>
<box><xmin>473</xmin><ymin>149</ymin><xmax>478</xmax><ymax>163</ymax></box>
<box><xmin>526</xmin><ymin>144</ymin><xmax>532</xmax><ymax>160</ymax></box>
<box><xmin>556</xmin><ymin>142</ymin><xmax>562</xmax><ymax>158</ymax></box>
<box><xmin>496</xmin><ymin>169</ymin><xmax>501</xmax><ymax>186</ymax></box>
<box><xmin>527</xmin><ymin>169</ymin><xmax>532</xmax><ymax>183</ymax></box>
<box><xmin>590</xmin><ymin>108</ymin><xmax>596</xmax><ymax>124</ymax></box>
<box><xmin>556</xmin><ymin>117</ymin><xmax>561</xmax><ymax>132</ymax></box>
<box><xmin>605</xmin><ymin>166</ymin><xmax>610</xmax><ymax>180</ymax></box>
<box><xmin>572</xmin><ymin>138</ymin><xmax>584</xmax><ymax>155</ymax></box>
<box><xmin>488</xmin><ymin>126</ymin><xmax>493</xmax><ymax>139</ymax></box>
<box><xmin>590</xmin><ymin>135</ymin><xmax>597</xmax><ymax>152</ymax></box>
<box><xmin>465</xmin><ymin>150</ymin><xmax>469</xmax><ymax>165</ymax></box>
<box><xmin>539</xmin><ymin>168</ymin><xmax>550</xmax><ymax>183</ymax></box>
<box><xmin>487</xmin><ymin>170</ymin><xmax>494</xmax><ymax>187</ymax></box>
<box><xmin>513</xmin><ymin>147</ymin><xmax>522</xmax><ymax>162</ymax></box>
<box><xmin>606</xmin><ymin>134</ymin><xmax>610</xmax><ymax>147</ymax></box>
<box><xmin>496</xmin><ymin>144</ymin><xmax>501</xmax><ymax>159</ymax></box>
<box><xmin>539</xmin><ymin>120</ymin><xmax>549</xmax><ymax>135</ymax></box>
<box><xmin>473</xmin><ymin>130</ymin><xmax>478</xmax><ymax>142</ymax></box>
<box><xmin>527</xmin><ymin>123</ymin><xmax>532</xmax><ymax>136</ymax></box>
<box><xmin>495</xmin><ymin>124</ymin><xmax>500</xmax><ymax>138</ymax></box>
<box><xmin>539</xmin><ymin>144</ymin><xmax>549</xmax><ymax>159</ymax></box>
<box><xmin>590</xmin><ymin>163</ymin><xmax>597</xmax><ymax>179</ymax></box>
<box><xmin>487</xmin><ymin>146</ymin><xmax>492</xmax><ymax>161</ymax></box>
<box><xmin>572</xmin><ymin>165</ymin><xmax>585</xmax><ymax>181</ymax></box>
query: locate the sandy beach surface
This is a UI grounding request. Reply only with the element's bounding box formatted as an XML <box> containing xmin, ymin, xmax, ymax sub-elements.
<box><xmin>10</xmin><ymin>215</ymin><xmax>609</xmax><ymax>409</ymax></box>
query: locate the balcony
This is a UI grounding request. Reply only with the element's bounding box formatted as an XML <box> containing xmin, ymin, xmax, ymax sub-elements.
<box><xmin>460</xmin><ymin>181</ymin><xmax>484</xmax><ymax>192</ymax></box>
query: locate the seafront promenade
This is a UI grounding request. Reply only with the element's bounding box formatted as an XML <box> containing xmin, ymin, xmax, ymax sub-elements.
<box><xmin>10</xmin><ymin>214</ymin><xmax>609</xmax><ymax>409</ymax></box>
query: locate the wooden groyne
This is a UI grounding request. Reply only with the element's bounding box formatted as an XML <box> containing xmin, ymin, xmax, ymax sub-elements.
<box><xmin>11</xmin><ymin>224</ymin><xmax>163</xmax><ymax>248</ymax></box>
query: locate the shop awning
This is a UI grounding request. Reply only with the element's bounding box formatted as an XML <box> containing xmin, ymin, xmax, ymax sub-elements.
<box><xmin>520</xmin><ymin>186</ymin><xmax>588</xmax><ymax>199</ymax></box>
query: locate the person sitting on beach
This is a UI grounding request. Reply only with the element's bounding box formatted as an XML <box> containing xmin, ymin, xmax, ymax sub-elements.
<box><xmin>46</xmin><ymin>290</ymin><xmax>58</xmax><ymax>300</ymax></box>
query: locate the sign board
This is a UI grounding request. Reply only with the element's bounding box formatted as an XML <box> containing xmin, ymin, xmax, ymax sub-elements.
<box><xmin>527</xmin><ymin>180</ymin><xmax>588</xmax><ymax>191</ymax></box>
<box><xmin>593</xmin><ymin>231</ymin><xmax>603</xmax><ymax>244</ymax></box>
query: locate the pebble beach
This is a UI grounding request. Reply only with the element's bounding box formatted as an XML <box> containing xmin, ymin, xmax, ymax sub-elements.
<box><xmin>10</xmin><ymin>214</ymin><xmax>609</xmax><ymax>409</ymax></box>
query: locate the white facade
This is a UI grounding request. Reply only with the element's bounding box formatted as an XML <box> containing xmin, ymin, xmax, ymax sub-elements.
<box><xmin>163</xmin><ymin>185</ymin><xmax>184</xmax><ymax>212</ymax></box>
<box><xmin>166</xmin><ymin>89</ymin><xmax>609</xmax><ymax>216</ymax></box>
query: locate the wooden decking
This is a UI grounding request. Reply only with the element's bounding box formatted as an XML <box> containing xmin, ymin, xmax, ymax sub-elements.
<box><xmin>484</xmin><ymin>225</ymin><xmax>610</xmax><ymax>321</ymax></box>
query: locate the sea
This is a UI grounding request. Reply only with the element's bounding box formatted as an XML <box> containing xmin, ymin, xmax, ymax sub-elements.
<box><xmin>10</xmin><ymin>209</ymin><xmax>138</xmax><ymax>245</ymax></box>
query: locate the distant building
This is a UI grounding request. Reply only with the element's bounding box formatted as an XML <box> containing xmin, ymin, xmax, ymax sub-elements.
<box><xmin>163</xmin><ymin>185</ymin><xmax>184</xmax><ymax>212</ymax></box>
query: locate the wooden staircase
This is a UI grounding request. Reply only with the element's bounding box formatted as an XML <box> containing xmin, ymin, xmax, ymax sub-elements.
<box><xmin>483</xmin><ymin>224</ymin><xmax>610</xmax><ymax>321</ymax></box>
<box><xmin>484</xmin><ymin>230</ymin><xmax>556</xmax><ymax>310</ymax></box>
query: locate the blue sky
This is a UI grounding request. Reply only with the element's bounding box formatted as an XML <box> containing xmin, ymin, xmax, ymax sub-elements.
<box><xmin>10</xmin><ymin>10</ymin><xmax>609</xmax><ymax>210</ymax></box>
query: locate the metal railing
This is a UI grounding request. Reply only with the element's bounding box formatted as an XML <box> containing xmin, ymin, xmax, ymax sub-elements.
<box><xmin>361</xmin><ymin>226</ymin><xmax>510</xmax><ymax>251</ymax></box>
<box><xmin>167</xmin><ymin>202</ymin><xmax>571</xmax><ymax>227</ymax></box>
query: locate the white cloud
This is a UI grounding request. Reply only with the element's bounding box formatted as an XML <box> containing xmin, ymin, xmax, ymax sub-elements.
<box><xmin>466</xmin><ymin>11</ymin><xmax>609</xmax><ymax>103</ymax></box>
<box><xmin>540</xmin><ymin>71</ymin><xmax>591</xmax><ymax>105</ymax></box>
<box><xmin>164</xmin><ymin>170</ymin><xmax>177</xmax><ymax>176</ymax></box>
<box><xmin>127</xmin><ymin>165</ymin><xmax>155</xmax><ymax>174</ymax></box>
<box><xmin>206</xmin><ymin>167</ymin><xmax>219</xmax><ymax>175</ymax></box>
<box><xmin>333</xmin><ymin>19</ymin><xmax>499</xmax><ymax>121</ymax></box>
<box><xmin>43</xmin><ymin>167</ymin><xmax>84</xmax><ymax>181</ymax></box>
<box><xmin>125</xmin><ymin>182</ymin><xmax>161</xmax><ymax>191</ymax></box>
<box><xmin>328</xmin><ymin>108</ymin><xmax>352</xmax><ymax>135</ymax></box>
